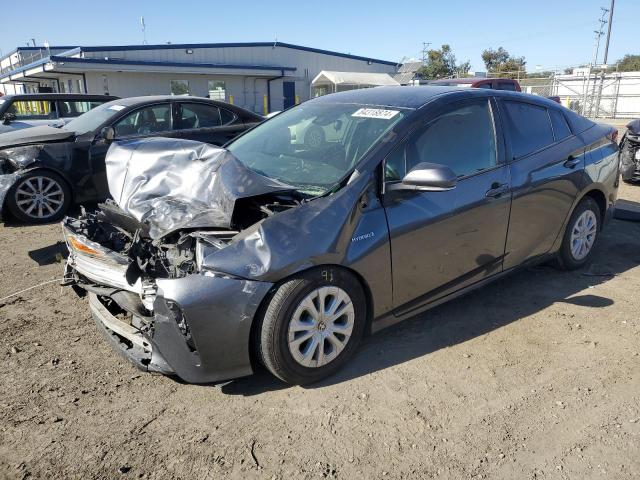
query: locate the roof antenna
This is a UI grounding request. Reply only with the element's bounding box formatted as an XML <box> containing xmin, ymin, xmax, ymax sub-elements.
<box><xmin>273</xmin><ymin>35</ymin><xmax>277</xmax><ymax>49</ymax></box>
<box><xmin>140</xmin><ymin>16</ymin><xmax>147</xmax><ymax>45</ymax></box>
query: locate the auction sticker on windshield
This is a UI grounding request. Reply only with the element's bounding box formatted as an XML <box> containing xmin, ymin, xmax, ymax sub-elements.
<box><xmin>352</xmin><ymin>108</ymin><xmax>399</xmax><ymax>120</ymax></box>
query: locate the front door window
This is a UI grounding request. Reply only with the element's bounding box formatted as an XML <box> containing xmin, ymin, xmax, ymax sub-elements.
<box><xmin>113</xmin><ymin>104</ymin><xmax>171</xmax><ymax>137</ymax></box>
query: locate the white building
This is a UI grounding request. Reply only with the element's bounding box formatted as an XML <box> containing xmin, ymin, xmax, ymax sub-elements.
<box><xmin>0</xmin><ymin>42</ymin><xmax>398</xmax><ymax>114</ymax></box>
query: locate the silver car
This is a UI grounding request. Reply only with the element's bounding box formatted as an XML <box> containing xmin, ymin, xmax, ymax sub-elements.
<box><xmin>63</xmin><ymin>86</ymin><xmax>619</xmax><ymax>385</ymax></box>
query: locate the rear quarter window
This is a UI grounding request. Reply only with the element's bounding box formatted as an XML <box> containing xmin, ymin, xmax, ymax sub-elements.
<box><xmin>502</xmin><ymin>100</ymin><xmax>555</xmax><ymax>159</ymax></box>
<box><xmin>563</xmin><ymin>108</ymin><xmax>596</xmax><ymax>134</ymax></box>
<box><xmin>549</xmin><ymin>109</ymin><xmax>572</xmax><ymax>141</ymax></box>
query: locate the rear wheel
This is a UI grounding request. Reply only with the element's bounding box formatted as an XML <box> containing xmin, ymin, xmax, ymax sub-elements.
<box><xmin>259</xmin><ymin>268</ymin><xmax>366</xmax><ymax>385</ymax></box>
<box><xmin>7</xmin><ymin>170</ymin><xmax>71</xmax><ymax>224</ymax></box>
<box><xmin>557</xmin><ymin>197</ymin><xmax>601</xmax><ymax>270</ymax></box>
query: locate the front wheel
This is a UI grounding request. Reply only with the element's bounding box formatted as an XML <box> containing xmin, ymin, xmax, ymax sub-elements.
<box><xmin>258</xmin><ymin>268</ymin><xmax>367</xmax><ymax>385</ymax></box>
<box><xmin>6</xmin><ymin>170</ymin><xmax>71</xmax><ymax>223</ymax></box>
<box><xmin>557</xmin><ymin>197</ymin><xmax>601</xmax><ymax>270</ymax></box>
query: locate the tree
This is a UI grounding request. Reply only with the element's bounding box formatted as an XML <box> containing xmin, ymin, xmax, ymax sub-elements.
<box><xmin>481</xmin><ymin>47</ymin><xmax>526</xmax><ymax>78</ymax></box>
<box><xmin>416</xmin><ymin>44</ymin><xmax>470</xmax><ymax>80</ymax></box>
<box><xmin>616</xmin><ymin>54</ymin><xmax>640</xmax><ymax>72</ymax></box>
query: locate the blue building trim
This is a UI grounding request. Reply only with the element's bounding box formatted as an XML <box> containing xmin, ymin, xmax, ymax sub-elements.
<box><xmin>49</xmin><ymin>56</ymin><xmax>298</xmax><ymax>72</ymax></box>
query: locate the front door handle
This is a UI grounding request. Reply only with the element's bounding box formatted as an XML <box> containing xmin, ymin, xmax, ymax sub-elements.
<box><xmin>485</xmin><ymin>182</ymin><xmax>509</xmax><ymax>198</ymax></box>
<box><xmin>564</xmin><ymin>155</ymin><xmax>581</xmax><ymax>168</ymax></box>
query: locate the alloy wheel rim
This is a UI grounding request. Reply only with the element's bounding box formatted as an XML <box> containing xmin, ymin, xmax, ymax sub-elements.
<box><xmin>14</xmin><ymin>176</ymin><xmax>64</xmax><ymax>219</ymax></box>
<box><xmin>570</xmin><ymin>210</ymin><xmax>597</xmax><ymax>260</ymax></box>
<box><xmin>287</xmin><ymin>286</ymin><xmax>355</xmax><ymax>368</ymax></box>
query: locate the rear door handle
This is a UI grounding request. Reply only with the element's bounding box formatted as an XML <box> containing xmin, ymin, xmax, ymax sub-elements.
<box><xmin>564</xmin><ymin>155</ymin><xmax>581</xmax><ymax>168</ymax></box>
<box><xmin>485</xmin><ymin>182</ymin><xmax>509</xmax><ymax>198</ymax></box>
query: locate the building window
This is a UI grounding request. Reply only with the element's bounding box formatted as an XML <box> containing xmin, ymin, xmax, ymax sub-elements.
<box><xmin>170</xmin><ymin>80</ymin><xmax>190</xmax><ymax>96</ymax></box>
<box><xmin>102</xmin><ymin>74</ymin><xmax>109</xmax><ymax>95</ymax></box>
<box><xmin>208</xmin><ymin>80</ymin><xmax>226</xmax><ymax>101</ymax></box>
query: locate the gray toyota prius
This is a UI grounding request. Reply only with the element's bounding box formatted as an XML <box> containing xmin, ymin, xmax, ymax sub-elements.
<box><xmin>62</xmin><ymin>86</ymin><xmax>619</xmax><ymax>385</ymax></box>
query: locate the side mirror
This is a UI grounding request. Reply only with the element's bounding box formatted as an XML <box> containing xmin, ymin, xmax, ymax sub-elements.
<box><xmin>98</xmin><ymin>126</ymin><xmax>115</xmax><ymax>143</ymax></box>
<box><xmin>389</xmin><ymin>162</ymin><xmax>457</xmax><ymax>192</ymax></box>
<box><xmin>2</xmin><ymin>113</ymin><xmax>15</xmax><ymax>125</ymax></box>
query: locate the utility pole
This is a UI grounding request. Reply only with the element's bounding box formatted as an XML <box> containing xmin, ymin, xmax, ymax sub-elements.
<box><xmin>592</xmin><ymin>7</ymin><xmax>608</xmax><ymax>67</ymax></box>
<box><xmin>594</xmin><ymin>0</ymin><xmax>615</xmax><ymax>118</ymax></box>
<box><xmin>421</xmin><ymin>42</ymin><xmax>431</xmax><ymax>65</ymax></box>
<box><xmin>586</xmin><ymin>7</ymin><xmax>608</xmax><ymax>116</ymax></box>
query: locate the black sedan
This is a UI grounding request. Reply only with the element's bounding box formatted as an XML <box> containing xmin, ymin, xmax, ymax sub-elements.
<box><xmin>0</xmin><ymin>96</ymin><xmax>263</xmax><ymax>223</ymax></box>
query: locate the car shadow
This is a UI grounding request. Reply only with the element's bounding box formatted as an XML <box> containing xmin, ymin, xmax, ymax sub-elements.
<box><xmin>221</xmin><ymin>217</ymin><xmax>640</xmax><ymax>396</ymax></box>
<box><xmin>1</xmin><ymin>202</ymin><xmax>98</xmax><ymax>228</ymax></box>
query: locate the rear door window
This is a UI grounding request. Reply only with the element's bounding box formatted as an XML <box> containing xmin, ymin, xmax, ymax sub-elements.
<box><xmin>58</xmin><ymin>100</ymin><xmax>106</xmax><ymax>118</ymax></box>
<box><xmin>175</xmin><ymin>103</ymin><xmax>222</xmax><ymax>130</ymax></box>
<box><xmin>496</xmin><ymin>82</ymin><xmax>517</xmax><ymax>91</ymax></box>
<box><xmin>502</xmin><ymin>100</ymin><xmax>554</xmax><ymax>159</ymax></box>
<box><xmin>549</xmin><ymin>109</ymin><xmax>572</xmax><ymax>141</ymax></box>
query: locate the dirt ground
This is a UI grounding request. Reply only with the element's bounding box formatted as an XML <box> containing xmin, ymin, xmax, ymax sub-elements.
<box><xmin>0</xmin><ymin>184</ymin><xmax>639</xmax><ymax>480</ymax></box>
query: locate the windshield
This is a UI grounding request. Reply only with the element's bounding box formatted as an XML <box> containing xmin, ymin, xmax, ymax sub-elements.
<box><xmin>63</xmin><ymin>102</ymin><xmax>126</xmax><ymax>135</ymax></box>
<box><xmin>227</xmin><ymin>102</ymin><xmax>406</xmax><ymax>196</ymax></box>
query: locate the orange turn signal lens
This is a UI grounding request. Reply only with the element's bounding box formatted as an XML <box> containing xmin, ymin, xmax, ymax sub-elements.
<box><xmin>68</xmin><ymin>236</ymin><xmax>101</xmax><ymax>257</ymax></box>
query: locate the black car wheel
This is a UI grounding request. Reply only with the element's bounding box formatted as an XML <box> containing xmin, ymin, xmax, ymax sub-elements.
<box><xmin>557</xmin><ymin>197</ymin><xmax>601</xmax><ymax>270</ymax></box>
<box><xmin>7</xmin><ymin>170</ymin><xmax>71</xmax><ymax>223</ymax></box>
<box><xmin>259</xmin><ymin>267</ymin><xmax>367</xmax><ymax>385</ymax></box>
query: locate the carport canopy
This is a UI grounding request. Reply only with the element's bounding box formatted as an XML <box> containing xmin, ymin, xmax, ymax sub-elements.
<box><xmin>311</xmin><ymin>70</ymin><xmax>399</xmax><ymax>95</ymax></box>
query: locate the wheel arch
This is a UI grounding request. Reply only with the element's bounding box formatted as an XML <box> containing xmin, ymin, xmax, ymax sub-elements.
<box><xmin>247</xmin><ymin>263</ymin><xmax>375</xmax><ymax>370</ymax></box>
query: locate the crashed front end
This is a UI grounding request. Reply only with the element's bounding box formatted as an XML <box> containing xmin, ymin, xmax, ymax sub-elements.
<box><xmin>62</xmin><ymin>138</ymin><xmax>306</xmax><ymax>383</ymax></box>
<box><xmin>620</xmin><ymin>119</ymin><xmax>640</xmax><ymax>182</ymax></box>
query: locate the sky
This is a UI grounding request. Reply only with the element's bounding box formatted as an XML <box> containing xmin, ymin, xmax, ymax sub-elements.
<box><xmin>1</xmin><ymin>0</ymin><xmax>638</xmax><ymax>72</ymax></box>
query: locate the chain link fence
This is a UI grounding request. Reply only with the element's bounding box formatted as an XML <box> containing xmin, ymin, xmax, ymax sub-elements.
<box><xmin>519</xmin><ymin>72</ymin><xmax>640</xmax><ymax>120</ymax></box>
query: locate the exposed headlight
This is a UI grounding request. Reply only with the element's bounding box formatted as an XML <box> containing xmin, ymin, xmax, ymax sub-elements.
<box><xmin>0</xmin><ymin>157</ymin><xmax>17</xmax><ymax>175</ymax></box>
<box><xmin>0</xmin><ymin>145</ymin><xmax>43</xmax><ymax>170</ymax></box>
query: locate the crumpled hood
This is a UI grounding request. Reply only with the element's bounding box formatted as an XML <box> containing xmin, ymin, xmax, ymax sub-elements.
<box><xmin>106</xmin><ymin>137</ymin><xmax>295</xmax><ymax>239</ymax></box>
<box><xmin>0</xmin><ymin>125</ymin><xmax>75</xmax><ymax>149</ymax></box>
<box><xmin>627</xmin><ymin>119</ymin><xmax>640</xmax><ymax>136</ymax></box>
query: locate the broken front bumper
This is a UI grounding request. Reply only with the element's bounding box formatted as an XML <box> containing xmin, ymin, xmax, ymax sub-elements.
<box><xmin>65</xmin><ymin>228</ymin><xmax>274</xmax><ymax>384</ymax></box>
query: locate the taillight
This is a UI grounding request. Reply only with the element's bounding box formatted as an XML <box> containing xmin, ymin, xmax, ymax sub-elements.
<box><xmin>608</xmin><ymin>129</ymin><xmax>618</xmax><ymax>143</ymax></box>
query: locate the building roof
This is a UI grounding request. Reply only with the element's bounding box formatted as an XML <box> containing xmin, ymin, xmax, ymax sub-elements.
<box><xmin>391</xmin><ymin>61</ymin><xmax>423</xmax><ymax>84</ymax></box>
<box><xmin>311</xmin><ymin>71</ymin><xmax>400</xmax><ymax>87</ymax></box>
<box><xmin>0</xmin><ymin>42</ymin><xmax>397</xmax><ymax>67</ymax></box>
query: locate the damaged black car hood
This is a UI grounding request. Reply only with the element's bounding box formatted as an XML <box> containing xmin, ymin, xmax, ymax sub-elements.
<box><xmin>0</xmin><ymin>125</ymin><xmax>75</xmax><ymax>149</ymax></box>
<box><xmin>106</xmin><ymin>137</ymin><xmax>298</xmax><ymax>239</ymax></box>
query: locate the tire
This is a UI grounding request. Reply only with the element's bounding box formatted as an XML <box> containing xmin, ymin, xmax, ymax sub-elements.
<box><xmin>304</xmin><ymin>126</ymin><xmax>325</xmax><ymax>149</ymax></box>
<box><xmin>259</xmin><ymin>267</ymin><xmax>367</xmax><ymax>385</ymax></box>
<box><xmin>6</xmin><ymin>170</ymin><xmax>71</xmax><ymax>224</ymax></box>
<box><xmin>557</xmin><ymin>197</ymin><xmax>601</xmax><ymax>270</ymax></box>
